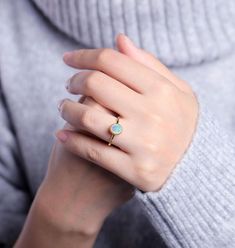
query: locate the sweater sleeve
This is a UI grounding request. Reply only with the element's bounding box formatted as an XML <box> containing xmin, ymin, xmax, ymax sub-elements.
<box><xmin>134</xmin><ymin>92</ymin><xmax>235</xmax><ymax>248</ymax></box>
<box><xmin>0</xmin><ymin>84</ymin><xmax>31</xmax><ymax>247</ymax></box>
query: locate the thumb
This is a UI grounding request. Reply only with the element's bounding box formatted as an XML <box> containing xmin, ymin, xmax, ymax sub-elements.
<box><xmin>115</xmin><ymin>33</ymin><xmax>192</xmax><ymax>93</ymax></box>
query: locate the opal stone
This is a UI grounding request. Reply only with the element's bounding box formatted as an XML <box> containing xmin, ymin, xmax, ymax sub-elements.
<box><xmin>110</xmin><ymin>123</ymin><xmax>123</xmax><ymax>135</ymax></box>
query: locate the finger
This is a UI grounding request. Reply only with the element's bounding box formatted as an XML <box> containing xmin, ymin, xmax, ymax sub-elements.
<box><xmin>82</xmin><ymin>96</ymin><xmax>111</xmax><ymax>113</ymax></box>
<box><xmin>63</xmin><ymin>48</ymin><xmax>167</xmax><ymax>95</ymax></box>
<box><xmin>62</xmin><ymin>95</ymin><xmax>86</xmax><ymax>132</ymax></box>
<box><xmin>79</xmin><ymin>95</ymin><xmax>111</xmax><ymax>113</ymax></box>
<box><xmin>58</xmin><ymin>99</ymin><xmax>133</xmax><ymax>152</ymax></box>
<box><xmin>68</xmin><ymin>96</ymin><xmax>114</xmax><ymax>136</ymax></box>
<box><xmin>67</xmin><ymin>70</ymin><xmax>141</xmax><ymax>116</ymax></box>
<box><xmin>116</xmin><ymin>33</ymin><xmax>192</xmax><ymax>94</ymax></box>
<box><xmin>66</xmin><ymin>96</ymin><xmax>99</xmax><ymax>136</ymax></box>
<box><xmin>77</xmin><ymin>96</ymin><xmax>119</xmax><ymax>139</ymax></box>
<box><xmin>55</xmin><ymin>129</ymin><xmax>135</xmax><ymax>183</ymax></box>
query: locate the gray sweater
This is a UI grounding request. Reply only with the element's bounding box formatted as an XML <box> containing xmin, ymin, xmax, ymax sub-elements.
<box><xmin>0</xmin><ymin>0</ymin><xmax>235</xmax><ymax>247</ymax></box>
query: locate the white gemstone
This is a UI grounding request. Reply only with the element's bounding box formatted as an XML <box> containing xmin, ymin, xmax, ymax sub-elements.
<box><xmin>110</xmin><ymin>123</ymin><xmax>122</xmax><ymax>135</ymax></box>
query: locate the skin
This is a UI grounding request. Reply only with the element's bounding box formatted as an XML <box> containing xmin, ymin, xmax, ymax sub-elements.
<box><xmin>14</xmin><ymin>34</ymin><xmax>198</xmax><ymax>247</ymax></box>
<box><xmin>15</xmin><ymin>94</ymin><xmax>133</xmax><ymax>248</ymax></box>
<box><xmin>57</xmin><ymin>34</ymin><xmax>199</xmax><ymax>192</ymax></box>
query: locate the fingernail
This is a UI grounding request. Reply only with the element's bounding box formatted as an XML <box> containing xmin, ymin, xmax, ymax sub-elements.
<box><xmin>57</xmin><ymin>99</ymin><xmax>65</xmax><ymax>112</ymax></box>
<box><xmin>63</xmin><ymin>52</ymin><xmax>73</xmax><ymax>63</ymax></box>
<box><xmin>65</xmin><ymin>78</ymin><xmax>70</xmax><ymax>90</ymax></box>
<box><xmin>116</xmin><ymin>32</ymin><xmax>124</xmax><ymax>42</ymax></box>
<box><xmin>55</xmin><ymin>130</ymin><xmax>68</xmax><ymax>142</ymax></box>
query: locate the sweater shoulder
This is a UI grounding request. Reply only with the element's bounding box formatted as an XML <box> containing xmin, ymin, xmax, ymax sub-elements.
<box><xmin>0</xmin><ymin>0</ymin><xmax>81</xmax><ymax>193</ymax></box>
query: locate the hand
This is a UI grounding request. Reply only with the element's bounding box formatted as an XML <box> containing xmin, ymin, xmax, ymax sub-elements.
<box><xmin>15</xmin><ymin>95</ymin><xmax>133</xmax><ymax>248</ymax></box>
<box><xmin>56</xmin><ymin>34</ymin><xmax>199</xmax><ymax>192</ymax></box>
<box><xmin>39</xmin><ymin>96</ymin><xmax>133</xmax><ymax>234</ymax></box>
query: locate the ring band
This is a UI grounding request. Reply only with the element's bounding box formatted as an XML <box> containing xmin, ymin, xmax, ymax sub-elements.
<box><xmin>108</xmin><ymin>116</ymin><xmax>123</xmax><ymax>146</ymax></box>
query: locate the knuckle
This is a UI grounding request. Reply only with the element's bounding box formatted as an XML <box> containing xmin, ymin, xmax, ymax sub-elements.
<box><xmin>84</xmin><ymin>71</ymin><xmax>107</xmax><ymax>95</ymax></box>
<box><xmin>83</xmin><ymin>71</ymin><xmax>101</xmax><ymax>93</ymax></box>
<box><xmin>135</xmin><ymin>161</ymin><xmax>158</xmax><ymax>190</ymax></box>
<box><xmin>86</xmin><ymin>146</ymin><xmax>101</xmax><ymax>163</ymax></box>
<box><xmin>143</xmin><ymin>141</ymin><xmax>158</xmax><ymax>154</ymax></box>
<box><xmin>80</xmin><ymin>109</ymin><xmax>94</xmax><ymax>128</ymax></box>
<box><xmin>84</xmin><ymin>74</ymin><xmax>95</xmax><ymax>93</ymax></box>
<box><xmin>135</xmin><ymin>159</ymin><xmax>155</xmax><ymax>177</ymax></box>
<box><xmin>87</xmin><ymin>71</ymin><xmax>100</xmax><ymax>81</ymax></box>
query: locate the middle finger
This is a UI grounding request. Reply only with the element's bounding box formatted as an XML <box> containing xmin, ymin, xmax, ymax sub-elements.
<box><xmin>67</xmin><ymin>70</ymin><xmax>141</xmax><ymax>117</ymax></box>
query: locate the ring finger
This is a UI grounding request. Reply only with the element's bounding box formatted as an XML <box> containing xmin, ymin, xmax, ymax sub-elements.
<box><xmin>58</xmin><ymin>98</ymin><xmax>134</xmax><ymax>152</ymax></box>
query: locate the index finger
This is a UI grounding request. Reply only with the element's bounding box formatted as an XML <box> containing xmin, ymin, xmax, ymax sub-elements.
<box><xmin>63</xmin><ymin>48</ymin><xmax>167</xmax><ymax>94</ymax></box>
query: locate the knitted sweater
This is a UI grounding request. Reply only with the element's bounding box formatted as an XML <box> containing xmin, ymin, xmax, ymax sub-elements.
<box><xmin>0</xmin><ymin>0</ymin><xmax>235</xmax><ymax>247</ymax></box>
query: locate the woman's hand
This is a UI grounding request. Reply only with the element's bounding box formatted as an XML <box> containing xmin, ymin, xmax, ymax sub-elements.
<box><xmin>15</xmin><ymin>95</ymin><xmax>133</xmax><ymax>248</ymax></box>
<box><xmin>56</xmin><ymin>34</ymin><xmax>199</xmax><ymax>192</ymax></box>
<box><xmin>41</xmin><ymin>98</ymin><xmax>133</xmax><ymax>234</ymax></box>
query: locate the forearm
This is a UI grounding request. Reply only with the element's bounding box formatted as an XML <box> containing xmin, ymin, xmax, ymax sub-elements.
<box><xmin>13</xmin><ymin>140</ymin><xmax>131</xmax><ymax>248</ymax></box>
<box><xmin>14</xmin><ymin>207</ymin><xmax>99</xmax><ymax>248</ymax></box>
<box><xmin>14</xmin><ymin>185</ymin><xmax>105</xmax><ymax>248</ymax></box>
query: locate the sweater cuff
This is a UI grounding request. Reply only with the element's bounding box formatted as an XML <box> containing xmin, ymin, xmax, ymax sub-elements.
<box><xmin>135</xmin><ymin>94</ymin><xmax>235</xmax><ymax>247</ymax></box>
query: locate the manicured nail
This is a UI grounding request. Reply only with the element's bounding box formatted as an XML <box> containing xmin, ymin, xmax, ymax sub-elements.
<box><xmin>57</xmin><ymin>99</ymin><xmax>65</xmax><ymax>112</ymax></box>
<box><xmin>65</xmin><ymin>78</ymin><xmax>70</xmax><ymax>90</ymax></box>
<box><xmin>55</xmin><ymin>130</ymin><xmax>68</xmax><ymax>142</ymax></box>
<box><xmin>116</xmin><ymin>32</ymin><xmax>124</xmax><ymax>41</ymax></box>
<box><xmin>63</xmin><ymin>52</ymin><xmax>73</xmax><ymax>63</ymax></box>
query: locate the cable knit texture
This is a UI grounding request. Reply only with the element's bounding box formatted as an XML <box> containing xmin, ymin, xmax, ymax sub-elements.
<box><xmin>0</xmin><ymin>0</ymin><xmax>235</xmax><ymax>247</ymax></box>
<box><xmin>32</xmin><ymin>0</ymin><xmax>235</xmax><ymax>66</ymax></box>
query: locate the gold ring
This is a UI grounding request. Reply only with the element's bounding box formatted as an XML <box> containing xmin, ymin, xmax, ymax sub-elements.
<box><xmin>108</xmin><ymin>116</ymin><xmax>123</xmax><ymax>146</ymax></box>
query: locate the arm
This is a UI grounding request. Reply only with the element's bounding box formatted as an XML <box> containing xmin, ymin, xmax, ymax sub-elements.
<box><xmin>135</xmin><ymin>93</ymin><xmax>235</xmax><ymax>247</ymax></box>
<box><xmin>14</xmin><ymin>96</ymin><xmax>133</xmax><ymax>248</ymax></box>
<box><xmin>59</xmin><ymin>35</ymin><xmax>235</xmax><ymax>248</ymax></box>
<box><xmin>13</xmin><ymin>154</ymin><xmax>102</xmax><ymax>248</ymax></box>
<box><xmin>0</xmin><ymin>84</ymin><xmax>31</xmax><ymax>247</ymax></box>
<box><xmin>0</xmin><ymin>81</ymin><xmax>102</xmax><ymax>247</ymax></box>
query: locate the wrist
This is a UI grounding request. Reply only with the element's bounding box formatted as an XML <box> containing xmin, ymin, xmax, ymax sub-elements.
<box><xmin>35</xmin><ymin>180</ymin><xmax>109</xmax><ymax>237</ymax></box>
<box><xmin>14</xmin><ymin>191</ymin><xmax>99</xmax><ymax>248</ymax></box>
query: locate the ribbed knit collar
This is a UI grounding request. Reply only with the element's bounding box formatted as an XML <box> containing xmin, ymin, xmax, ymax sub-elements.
<box><xmin>33</xmin><ymin>0</ymin><xmax>235</xmax><ymax>67</ymax></box>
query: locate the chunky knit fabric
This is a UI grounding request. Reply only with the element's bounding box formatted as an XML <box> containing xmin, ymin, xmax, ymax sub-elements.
<box><xmin>33</xmin><ymin>0</ymin><xmax>235</xmax><ymax>67</ymax></box>
<box><xmin>0</xmin><ymin>0</ymin><xmax>235</xmax><ymax>247</ymax></box>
